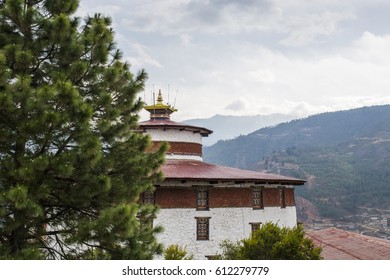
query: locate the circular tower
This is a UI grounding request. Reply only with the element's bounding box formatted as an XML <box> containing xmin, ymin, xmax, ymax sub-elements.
<box><xmin>139</xmin><ymin>90</ymin><xmax>212</xmax><ymax>161</ymax></box>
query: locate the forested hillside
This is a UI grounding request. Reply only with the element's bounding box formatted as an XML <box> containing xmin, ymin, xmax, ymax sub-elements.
<box><xmin>203</xmin><ymin>105</ymin><xmax>390</xmax><ymax>219</ymax></box>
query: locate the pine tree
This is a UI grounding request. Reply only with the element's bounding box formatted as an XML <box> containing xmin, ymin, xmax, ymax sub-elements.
<box><xmin>0</xmin><ymin>0</ymin><xmax>167</xmax><ymax>259</ymax></box>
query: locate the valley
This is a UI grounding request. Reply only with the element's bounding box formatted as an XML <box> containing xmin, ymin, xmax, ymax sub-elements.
<box><xmin>202</xmin><ymin>105</ymin><xmax>390</xmax><ymax>239</ymax></box>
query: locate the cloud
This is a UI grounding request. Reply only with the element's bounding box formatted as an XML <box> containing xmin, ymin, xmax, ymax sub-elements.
<box><xmin>182</xmin><ymin>31</ymin><xmax>390</xmax><ymax>119</ymax></box>
<box><xmin>225</xmin><ymin>98</ymin><xmax>251</xmax><ymax>112</ymax></box>
<box><xmin>350</xmin><ymin>31</ymin><xmax>390</xmax><ymax>65</ymax></box>
<box><xmin>126</xmin><ymin>43</ymin><xmax>163</xmax><ymax>69</ymax></box>
<box><xmin>80</xmin><ymin>0</ymin><xmax>357</xmax><ymax>50</ymax></box>
<box><xmin>118</xmin><ymin>0</ymin><xmax>282</xmax><ymax>34</ymax></box>
<box><xmin>116</xmin><ymin>0</ymin><xmax>354</xmax><ymax>48</ymax></box>
<box><xmin>80</xmin><ymin>0</ymin><xmax>390</xmax><ymax>121</ymax></box>
<box><xmin>280</xmin><ymin>11</ymin><xmax>355</xmax><ymax>46</ymax></box>
<box><xmin>155</xmin><ymin>30</ymin><xmax>390</xmax><ymax>119</ymax></box>
<box><xmin>184</xmin><ymin>0</ymin><xmax>281</xmax><ymax>33</ymax></box>
<box><xmin>248</xmin><ymin>69</ymin><xmax>275</xmax><ymax>84</ymax></box>
<box><xmin>120</xmin><ymin>0</ymin><xmax>189</xmax><ymax>34</ymax></box>
<box><xmin>180</xmin><ymin>33</ymin><xmax>194</xmax><ymax>47</ymax></box>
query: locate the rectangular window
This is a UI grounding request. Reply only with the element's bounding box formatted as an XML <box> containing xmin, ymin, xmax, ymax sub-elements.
<box><xmin>252</xmin><ymin>186</ymin><xmax>263</xmax><ymax>209</ymax></box>
<box><xmin>142</xmin><ymin>191</ymin><xmax>155</xmax><ymax>205</ymax></box>
<box><xmin>250</xmin><ymin>222</ymin><xmax>262</xmax><ymax>234</ymax></box>
<box><xmin>197</xmin><ymin>187</ymin><xmax>209</xmax><ymax>210</ymax></box>
<box><xmin>205</xmin><ymin>255</ymin><xmax>221</xmax><ymax>260</ymax></box>
<box><xmin>196</xmin><ymin>217</ymin><xmax>210</xmax><ymax>240</ymax></box>
<box><xmin>279</xmin><ymin>187</ymin><xmax>286</xmax><ymax>208</ymax></box>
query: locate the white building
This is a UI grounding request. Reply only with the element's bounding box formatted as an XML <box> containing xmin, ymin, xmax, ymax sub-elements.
<box><xmin>139</xmin><ymin>90</ymin><xmax>305</xmax><ymax>259</ymax></box>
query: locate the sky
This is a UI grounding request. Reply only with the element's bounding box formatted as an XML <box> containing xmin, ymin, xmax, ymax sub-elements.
<box><xmin>78</xmin><ymin>0</ymin><xmax>390</xmax><ymax>121</ymax></box>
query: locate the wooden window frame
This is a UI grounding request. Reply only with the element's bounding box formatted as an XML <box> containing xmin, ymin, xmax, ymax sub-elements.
<box><xmin>205</xmin><ymin>255</ymin><xmax>221</xmax><ymax>260</ymax></box>
<box><xmin>250</xmin><ymin>222</ymin><xmax>262</xmax><ymax>234</ymax></box>
<box><xmin>252</xmin><ymin>186</ymin><xmax>264</xmax><ymax>209</ymax></box>
<box><xmin>279</xmin><ymin>187</ymin><xmax>286</xmax><ymax>208</ymax></box>
<box><xmin>195</xmin><ymin>217</ymin><xmax>210</xmax><ymax>240</ymax></box>
<box><xmin>196</xmin><ymin>186</ymin><xmax>209</xmax><ymax>210</ymax></box>
<box><xmin>142</xmin><ymin>191</ymin><xmax>156</xmax><ymax>205</ymax></box>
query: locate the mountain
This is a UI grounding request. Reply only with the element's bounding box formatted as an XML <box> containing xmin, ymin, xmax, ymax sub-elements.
<box><xmin>203</xmin><ymin>105</ymin><xmax>390</xmax><ymax>220</ymax></box>
<box><xmin>184</xmin><ymin>113</ymin><xmax>297</xmax><ymax>146</ymax></box>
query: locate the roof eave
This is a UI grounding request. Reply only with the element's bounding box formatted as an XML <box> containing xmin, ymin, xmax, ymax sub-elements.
<box><xmin>160</xmin><ymin>177</ymin><xmax>305</xmax><ymax>186</ymax></box>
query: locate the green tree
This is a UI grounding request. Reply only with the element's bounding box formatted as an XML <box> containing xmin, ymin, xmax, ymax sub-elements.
<box><xmin>220</xmin><ymin>222</ymin><xmax>322</xmax><ymax>260</ymax></box>
<box><xmin>0</xmin><ymin>0</ymin><xmax>167</xmax><ymax>259</ymax></box>
<box><xmin>163</xmin><ymin>244</ymin><xmax>193</xmax><ymax>260</ymax></box>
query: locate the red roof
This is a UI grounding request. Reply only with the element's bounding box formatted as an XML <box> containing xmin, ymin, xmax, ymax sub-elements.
<box><xmin>306</xmin><ymin>227</ymin><xmax>390</xmax><ymax>260</ymax></box>
<box><xmin>160</xmin><ymin>159</ymin><xmax>305</xmax><ymax>185</ymax></box>
<box><xmin>139</xmin><ymin>119</ymin><xmax>212</xmax><ymax>136</ymax></box>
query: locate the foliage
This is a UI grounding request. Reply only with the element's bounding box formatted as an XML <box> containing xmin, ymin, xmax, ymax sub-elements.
<box><xmin>163</xmin><ymin>244</ymin><xmax>193</xmax><ymax>260</ymax></box>
<box><xmin>272</xmin><ymin>141</ymin><xmax>390</xmax><ymax>218</ymax></box>
<box><xmin>220</xmin><ymin>222</ymin><xmax>322</xmax><ymax>260</ymax></box>
<box><xmin>0</xmin><ymin>0</ymin><xmax>167</xmax><ymax>259</ymax></box>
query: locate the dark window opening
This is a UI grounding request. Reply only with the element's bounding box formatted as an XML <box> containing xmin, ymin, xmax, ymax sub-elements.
<box><xmin>196</xmin><ymin>217</ymin><xmax>210</xmax><ymax>240</ymax></box>
<box><xmin>252</xmin><ymin>186</ymin><xmax>264</xmax><ymax>209</ymax></box>
<box><xmin>142</xmin><ymin>191</ymin><xmax>156</xmax><ymax>205</ymax></box>
<box><xmin>279</xmin><ymin>187</ymin><xmax>286</xmax><ymax>208</ymax></box>
<box><xmin>197</xmin><ymin>186</ymin><xmax>209</xmax><ymax>210</ymax></box>
<box><xmin>250</xmin><ymin>222</ymin><xmax>262</xmax><ymax>234</ymax></box>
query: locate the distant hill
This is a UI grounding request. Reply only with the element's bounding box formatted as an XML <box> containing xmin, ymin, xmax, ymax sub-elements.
<box><xmin>203</xmin><ymin>105</ymin><xmax>390</xmax><ymax>220</ymax></box>
<box><xmin>184</xmin><ymin>113</ymin><xmax>297</xmax><ymax>146</ymax></box>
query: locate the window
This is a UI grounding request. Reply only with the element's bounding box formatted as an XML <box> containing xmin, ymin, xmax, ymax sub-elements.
<box><xmin>195</xmin><ymin>217</ymin><xmax>210</xmax><ymax>240</ymax></box>
<box><xmin>197</xmin><ymin>186</ymin><xmax>209</xmax><ymax>210</ymax></box>
<box><xmin>250</xmin><ymin>222</ymin><xmax>262</xmax><ymax>234</ymax></box>
<box><xmin>252</xmin><ymin>186</ymin><xmax>263</xmax><ymax>209</ymax></box>
<box><xmin>205</xmin><ymin>255</ymin><xmax>221</xmax><ymax>260</ymax></box>
<box><xmin>279</xmin><ymin>187</ymin><xmax>286</xmax><ymax>208</ymax></box>
<box><xmin>142</xmin><ymin>191</ymin><xmax>155</xmax><ymax>205</ymax></box>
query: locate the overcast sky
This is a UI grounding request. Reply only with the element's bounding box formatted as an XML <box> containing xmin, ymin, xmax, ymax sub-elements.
<box><xmin>78</xmin><ymin>0</ymin><xmax>390</xmax><ymax>121</ymax></box>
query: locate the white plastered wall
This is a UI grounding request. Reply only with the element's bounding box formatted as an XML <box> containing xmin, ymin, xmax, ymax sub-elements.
<box><xmin>155</xmin><ymin>206</ymin><xmax>297</xmax><ymax>260</ymax></box>
<box><xmin>165</xmin><ymin>154</ymin><xmax>203</xmax><ymax>161</ymax></box>
<box><xmin>145</xmin><ymin>129</ymin><xmax>203</xmax><ymax>144</ymax></box>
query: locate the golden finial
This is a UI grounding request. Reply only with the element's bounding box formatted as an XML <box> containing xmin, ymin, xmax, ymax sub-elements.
<box><xmin>144</xmin><ymin>89</ymin><xmax>177</xmax><ymax>120</ymax></box>
<box><xmin>157</xmin><ymin>89</ymin><xmax>163</xmax><ymax>104</ymax></box>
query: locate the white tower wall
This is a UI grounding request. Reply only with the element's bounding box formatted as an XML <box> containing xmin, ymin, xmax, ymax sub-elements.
<box><xmin>145</xmin><ymin>129</ymin><xmax>203</xmax><ymax>144</ymax></box>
